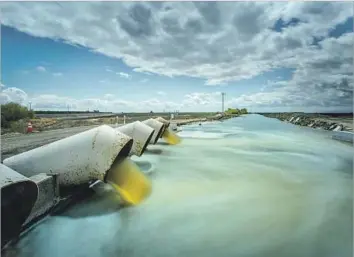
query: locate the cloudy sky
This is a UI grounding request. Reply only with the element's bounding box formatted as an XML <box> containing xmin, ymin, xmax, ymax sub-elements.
<box><xmin>0</xmin><ymin>2</ymin><xmax>353</xmax><ymax>112</ymax></box>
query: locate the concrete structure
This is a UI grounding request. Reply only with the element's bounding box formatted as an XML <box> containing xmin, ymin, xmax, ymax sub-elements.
<box><xmin>3</xmin><ymin>125</ymin><xmax>133</xmax><ymax>186</ymax></box>
<box><xmin>0</xmin><ymin>164</ymin><xmax>38</xmax><ymax>248</ymax></box>
<box><xmin>155</xmin><ymin>117</ymin><xmax>171</xmax><ymax>138</ymax></box>
<box><xmin>116</xmin><ymin>121</ymin><xmax>155</xmax><ymax>157</ymax></box>
<box><xmin>155</xmin><ymin>117</ymin><xmax>170</xmax><ymax>128</ymax></box>
<box><xmin>23</xmin><ymin>173</ymin><xmax>60</xmax><ymax>227</ymax></box>
<box><xmin>0</xmin><ymin>119</ymin><xmax>183</xmax><ymax>247</ymax></box>
<box><xmin>142</xmin><ymin>119</ymin><xmax>165</xmax><ymax>144</ymax></box>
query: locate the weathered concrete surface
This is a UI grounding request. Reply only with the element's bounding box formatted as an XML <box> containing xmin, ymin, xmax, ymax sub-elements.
<box><xmin>260</xmin><ymin>113</ymin><xmax>353</xmax><ymax>132</ymax></box>
<box><xmin>23</xmin><ymin>174</ymin><xmax>60</xmax><ymax>227</ymax></box>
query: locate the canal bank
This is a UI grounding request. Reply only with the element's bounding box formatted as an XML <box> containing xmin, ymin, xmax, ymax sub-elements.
<box><xmin>259</xmin><ymin>113</ymin><xmax>353</xmax><ymax>131</ymax></box>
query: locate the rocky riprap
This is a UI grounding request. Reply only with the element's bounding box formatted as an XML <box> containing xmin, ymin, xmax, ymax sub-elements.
<box><xmin>260</xmin><ymin>113</ymin><xmax>350</xmax><ymax>132</ymax></box>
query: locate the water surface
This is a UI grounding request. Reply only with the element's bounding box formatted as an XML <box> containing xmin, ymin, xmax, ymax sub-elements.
<box><xmin>5</xmin><ymin>114</ymin><xmax>353</xmax><ymax>257</ymax></box>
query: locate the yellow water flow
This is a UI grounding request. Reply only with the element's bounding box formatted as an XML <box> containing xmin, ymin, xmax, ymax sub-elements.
<box><xmin>162</xmin><ymin>129</ymin><xmax>182</xmax><ymax>145</ymax></box>
<box><xmin>106</xmin><ymin>158</ymin><xmax>152</xmax><ymax>205</ymax></box>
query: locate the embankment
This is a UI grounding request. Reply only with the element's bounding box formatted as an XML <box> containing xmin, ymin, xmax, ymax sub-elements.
<box><xmin>1</xmin><ymin>114</ymin><xmax>236</xmax><ymax>160</ymax></box>
<box><xmin>175</xmin><ymin>113</ymin><xmax>236</xmax><ymax>126</ymax></box>
<box><xmin>259</xmin><ymin>113</ymin><xmax>353</xmax><ymax>132</ymax></box>
<box><xmin>4</xmin><ymin>113</ymin><xmax>234</xmax><ymax>135</ymax></box>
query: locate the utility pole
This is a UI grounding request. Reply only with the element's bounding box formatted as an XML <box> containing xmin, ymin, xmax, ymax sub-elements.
<box><xmin>28</xmin><ymin>101</ymin><xmax>32</xmax><ymax>111</ymax></box>
<box><xmin>221</xmin><ymin>92</ymin><xmax>225</xmax><ymax>113</ymax></box>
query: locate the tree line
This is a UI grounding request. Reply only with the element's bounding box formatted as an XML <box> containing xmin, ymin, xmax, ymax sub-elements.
<box><xmin>225</xmin><ymin>108</ymin><xmax>248</xmax><ymax>115</ymax></box>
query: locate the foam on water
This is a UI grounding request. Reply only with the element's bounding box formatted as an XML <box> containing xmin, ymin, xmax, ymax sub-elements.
<box><xmin>4</xmin><ymin>114</ymin><xmax>353</xmax><ymax>257</ymax></box>
<box><xmin>178</xmin><ymin>131</ymin><xmax>231</xmax><ymax>139</ymax></box>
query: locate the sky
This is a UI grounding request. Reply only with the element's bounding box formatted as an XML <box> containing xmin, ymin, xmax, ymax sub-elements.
<box><xmin>0</xmin><ymin>1</ymin><xmax>353</xmax><ymax>113</ymax></box>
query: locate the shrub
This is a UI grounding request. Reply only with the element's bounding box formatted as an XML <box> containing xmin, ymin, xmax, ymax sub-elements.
<box><xmin>9</xmin><ymin>120</ymin><xmax>27</xmax><ymax>133</ymax></box>
<box><xmin>1</xmin><ymin>102</ymin><xmax>34</xmax><ymax>128</ymax></box>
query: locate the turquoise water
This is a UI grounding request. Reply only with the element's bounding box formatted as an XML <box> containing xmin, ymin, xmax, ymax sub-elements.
<box><xmin>5</xmin><ymin>114</ymin><xmax>353</xmax><ymax>257</ymax></box>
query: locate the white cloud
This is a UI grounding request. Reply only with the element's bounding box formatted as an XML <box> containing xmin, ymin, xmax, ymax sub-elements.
<box><xmin>105</xmin><ymin>67</ymin><xmax>132</xmax><ymax>79</ymax></box>
<box><xmin>117</xmin><ymin>72</ymin><xmax>131</xmax><ymax>79</ymax></box>
<box><xmin>157</xmin><ymin>91</ymin><xmax>166</xmax><ymax>96</ymax></box>
<box><xmin>0</xmin><ymin>94</ymin><xmax>11</xmax><ymax>104</ymax></box>
<box><xmin>31</xmin><ymin>94</ymin><xmax>73</xmax><ymax>109</ymax></box>
<box><xmin>182</xmin><ymin>92</ymin><xmax>222</xmax><ymax>108</ymax></box>
<box><xmin>0</xmin><ymin>2</ymin><xmax>352</xmax><ymax>110</ymax></box>
<box><xmin>0</xmin><ymin>86</ymin><xmax>28</xmax><ymax>105</ymax></box>
<box><xmin>0</xmin><ymin>86</ymin><xmax>223</xmax><ymax>112</ymax></box>
<box><xmin>140</xmin><ymin>78</ymin><xmax>149</xmax><ymax>83</ymax></box>
<box><xmin>103</xmin><ymin>93</ymin><xmax>115</xmax><ymax>100</ymax></box>
<box><xmin>36</xmin><ymin>66</ymin><xmax>46</xmax><ymax>72</ymax></box>
<box><xmin>228</xmin><ymin>33</ymin><xmax>353</xmax><ymax>110</ymax></box>
<box><xmin>52</xmin><ymin>72</ymin><xmax>63</xmax><ymax>77</ymax></box>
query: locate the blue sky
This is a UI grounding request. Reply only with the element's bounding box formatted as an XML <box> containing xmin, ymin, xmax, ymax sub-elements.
<box><xmin>0</xmin><ymin>2</ymin><xmax>353</xmax><ymax>112</ymax></box>
<box><xmin>3</xmin><ymin>25</ymin><xmax>288</xmax><ymax>101</ymax></box>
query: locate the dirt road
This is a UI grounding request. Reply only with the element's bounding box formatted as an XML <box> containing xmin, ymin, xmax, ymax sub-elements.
<box><xmin>1</xmin><ymin>125</ymin><xmax>101</xmax><ymax>161</ymax></box>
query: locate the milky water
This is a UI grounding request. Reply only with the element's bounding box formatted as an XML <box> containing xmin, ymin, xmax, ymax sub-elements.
<box><xmin>5</xmin><ymin>114</ymin><xmax>353</xmax><ymax>257</ymax></box>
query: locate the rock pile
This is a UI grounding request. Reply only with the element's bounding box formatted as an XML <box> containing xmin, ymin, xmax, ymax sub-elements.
<box><xmin>261</xmin><ymin>113</ymin><xmax>346</xmax><ymax>132</ymax></box>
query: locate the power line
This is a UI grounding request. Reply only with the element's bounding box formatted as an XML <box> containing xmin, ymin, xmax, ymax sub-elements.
<box><xmin>221</xmin><ymin>92</ymin><xmax>225</xmax><ymax>113</ymax></box>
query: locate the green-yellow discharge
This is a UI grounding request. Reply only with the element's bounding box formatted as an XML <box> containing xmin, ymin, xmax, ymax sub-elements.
<box><xmin>162</xmin><ymin>129</ymin><xmax>182</xmax><ymax>145</ymax></box>
<box><xmin>106</xmin><ymin>158</ymin><xmax>152</xmax><ymax>205</ymax></box>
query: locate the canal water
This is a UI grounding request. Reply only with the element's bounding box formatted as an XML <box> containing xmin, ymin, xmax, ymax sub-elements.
<box><xmin>4</xmin><ymin>114</ymin><xmax>353</xmax><ymax>257</ymax></box>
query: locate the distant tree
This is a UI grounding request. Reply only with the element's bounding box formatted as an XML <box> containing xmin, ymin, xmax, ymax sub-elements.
<box><xmin>240</xmin><ymin>108</ymin><xmax>248</xmax><ymax>114</ymax></box>
<box><xmin>225</xmin><ymin>108</ymin><xmax>240</xmax><ymax>115</ymax></box>
<box><xmin>224</xmin><ymin>108</ymin><xmax>248</xmax><ymax>115</ymax></box>
<box><xmin>1</xmin><ymin>102</ymin><xmax>34</xmax><ymax>128</ymax></box>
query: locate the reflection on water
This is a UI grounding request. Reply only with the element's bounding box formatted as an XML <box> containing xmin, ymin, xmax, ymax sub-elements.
<box><xmin>4</xmin><ymin>115</ymin><xmax>353</xmax><ymax>257</ymax></box>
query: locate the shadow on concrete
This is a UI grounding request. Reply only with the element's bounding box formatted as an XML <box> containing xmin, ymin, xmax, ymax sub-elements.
<box><xmin>156</xmin><ymin>142</ymin><xmax>169</xmax><ymax>146</ymax></box>
<box><xmin>144</xmin><ymin>148</ymin><xmax>164</xmax><ymax>155</ymax></box>
<box><xmin>53</xmin><ymin>184</ymin><xmax>123</xmax><ymax>219</ymax></box>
